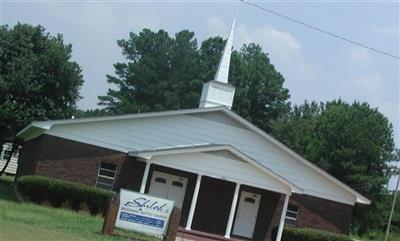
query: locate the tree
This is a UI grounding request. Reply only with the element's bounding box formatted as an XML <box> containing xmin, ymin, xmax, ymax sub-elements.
<box><xmin>73</xmin><ymin>108</ymin><xmax>109</xmax><ymax>118</ymax></box>
<box><xmin>231</xmin><ymin>43</ymin><xmax>290</xmax><ymax>132</ymax></box>
<box><xmin>270</xmin><ymin>100</ymin><xmax>322</xmax><ymax>160</ymax></box>
<box><xmin>99</xmin><ymin>30</ymin><xmax>290</xmax><ymax>132</ymax></box>
<box><xmin>271</xmin><ymin>100</ymin><xmax>396</xmax><ymax>233</ymax></box>
<box><xmin>0</xmin><ymin>23</ymin><xmax>83</xmax><ymax>175</ymax></box>
<box><xmin>98</xmin><ymin>29</ymin><xmax>199</xmax><ymax>113</ymax></box>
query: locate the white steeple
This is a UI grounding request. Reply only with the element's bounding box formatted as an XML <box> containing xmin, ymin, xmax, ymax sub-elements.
<box><xmin>214</xmin><ymin>13</ymin><xmax>236</xmax><ymax>84</ymax></box>
<box><xmin>199</xmin><ymin>11</ymin><xmax>237</xmax><ymax>109</ymax></box>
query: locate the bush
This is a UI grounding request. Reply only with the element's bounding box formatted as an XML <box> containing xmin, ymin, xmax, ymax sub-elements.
<box><xmin>272</xmin><ymin>226</ymin><xmax>353</xmax><ymax>241</ymax></box>
<box><xmin>0</xmin><ymin>175</ymin><xmax>15</xmax><ymax>186</ymax></box>
<box><xmin>17</xmin><ymin>175</ymin><xmax>114</xmax><ymax>215</ymax></box>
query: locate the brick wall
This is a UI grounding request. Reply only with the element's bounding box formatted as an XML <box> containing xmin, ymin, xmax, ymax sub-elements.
<box><xmin>16</xmin><ymin>136</ymin><xmax>44</xmax><ymax>177</ymax></box>
<box><xmin>264</xmin><ymin>194</ymin><xmax>285</xmax><ymax>241</ymax></box>
<box><xmin>290</xmin><ymin>194</ymin><xmax>353</xmax><ymax>234</ymax></box>
<box><xmin>17</xmin><ymin>134</ymin><xmax>137</xmax><ymax>189</ymax></box>
<box><xmin>114</xmin><ymin>156</ymin><xmax>145</xmax><ymax>191</ymax></box>
<box><xmin>192</xmin><ymin>176</ymin><xmax>236</xmax><ymax>236</ymax></box>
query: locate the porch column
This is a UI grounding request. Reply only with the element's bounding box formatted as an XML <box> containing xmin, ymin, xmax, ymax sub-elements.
<box><xmin>275</xmin><ymin>194</ymin><xmax>290</xmax><ymax>241</ymax></box>
<box><xmin>185</xmin><ymin>174</ymin><xmax>202</xmax><ymax>230</ymax></box>
<box><xmin>139</xmin><ymin>161</ymin><xmax>151</xmax><ymax>193</ymax></box>
<box><xmin>224</xmin><ymin>182</ymin><xmax>240</xmax><ymax>238</ymax></box>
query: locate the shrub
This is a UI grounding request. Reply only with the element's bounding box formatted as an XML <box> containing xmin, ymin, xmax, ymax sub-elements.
<box><xmin>0</xmin><ymin>175</ymin><xmax>15</xmax><ymax>186</ymax></box>
<box><xmin>272</xmin><ymin>226</ymin><xmax>353</xmax><ymax>241</ymax></box>
<box><xmin>85</xmin><ymin>187</ymin><xmax>113</xmax><ymax>215</ymax></box>
<box><xmin>16</xmin><ymin>175</ymin><xmax>114</xmax><ymax>215</ymax></box>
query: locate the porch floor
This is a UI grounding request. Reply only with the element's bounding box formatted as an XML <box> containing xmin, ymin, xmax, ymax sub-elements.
<box><xmin>176</xmin><ymin>228</ymin><xmax>247</xmax><ymax>241</ymax></box>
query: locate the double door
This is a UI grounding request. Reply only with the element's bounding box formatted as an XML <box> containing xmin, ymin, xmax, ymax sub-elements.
<box><xmin>148</xmin><ymin>171</ymin><xmax>188</xmax><ymax>208</ymax></box>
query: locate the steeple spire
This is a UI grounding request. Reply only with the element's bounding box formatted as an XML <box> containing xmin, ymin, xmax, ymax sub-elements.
<box><xmin>214</xmin><ymin>11</ymin><xmax>237</xmax><ymax>83</ymax></box>
<box><xmin>199</xmin><ymin>9</ymin><xmax>238</xmax><ymax>110</ymax></box>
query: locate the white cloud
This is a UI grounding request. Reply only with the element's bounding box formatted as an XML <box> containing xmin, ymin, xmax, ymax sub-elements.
<box><xmin>235</xmin><ymin>23</ymin><xmax>301</xmax><ymax>62</ymax></box>
<box><xmin>353</xmin><ymin>72</ymin><xmax>384</xmax><ymax>94</ymax></box>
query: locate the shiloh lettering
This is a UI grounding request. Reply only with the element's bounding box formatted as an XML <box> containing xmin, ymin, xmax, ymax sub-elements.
<box><xmin>124</xmin><ymin>198</ymin><xmax>169</xmax><ymax>213</ymax></box>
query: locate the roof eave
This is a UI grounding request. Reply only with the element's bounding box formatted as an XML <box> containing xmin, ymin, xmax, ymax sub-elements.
<box><xmin>220</xmin><ymin>108</ymin><xmax>372</xmax><ymax>205</ymax></box>
<box><xmin>129</xmin><ymin>144</ymin><xmax>303</xmax><ymax>194</ymax></box>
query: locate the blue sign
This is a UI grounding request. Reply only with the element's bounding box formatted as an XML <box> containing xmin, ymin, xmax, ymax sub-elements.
<box><xmin>120</xmin><ymin>212</ymin><xmax>164</xmax><ymax>228</ymax></box>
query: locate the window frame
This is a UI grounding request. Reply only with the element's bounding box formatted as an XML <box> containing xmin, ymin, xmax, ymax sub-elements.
<box><xmin>285</xmin><ymin>205</ymin><xmax>299</xmax><ymax>227</ymax></box>
<box><xmin>95</xmin><ymin>162</ymin><xmax>117</xmax><ymax>190</ymax></box>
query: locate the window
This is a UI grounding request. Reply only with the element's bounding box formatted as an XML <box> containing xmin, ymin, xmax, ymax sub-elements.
<box><xmin>171</xmin><ymin>181</ymin><xmax>183</xmax><ymax>187</ymax></box>
<box><xmin>244</xmin><ymin>197</ymin><xmax>255</xmax><ymax>203</ymax></box>
<box><xmin>285</xmin><ymin>205</ymin><xmax>299</xmax><ymax>226</ymax></box>
<box><xmin>96</xmin><ymin>162</ymin><xmax>117</xmax><ymax>190</ymax></box>
<box><xmin>155</xmin><ymin>177</ymin><xmax>167</xmax><ymax>184</ymax></box>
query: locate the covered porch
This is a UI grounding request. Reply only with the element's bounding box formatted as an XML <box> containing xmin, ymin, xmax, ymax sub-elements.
<box><xmin>129</xmin><ymin>145</ymin><xmax>302</xmax><ymax>241</ymax></box>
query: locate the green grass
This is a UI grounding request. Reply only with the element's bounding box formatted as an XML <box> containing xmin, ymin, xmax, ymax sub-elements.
<box><xmin>0</xmin><ymin>183</ymin><xmax>160</xmax><ymax>241</ymax></box>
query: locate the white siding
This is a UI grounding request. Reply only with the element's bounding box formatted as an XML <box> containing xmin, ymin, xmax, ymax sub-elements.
<box><xmin>0</xmin><ymin>144</ymin><xmax>18</xmax><ymax>175</ymax></box>
<box><xmin>150</xmin><ymin>152</ymin><xmax>291</xmax><ymax>194</ymax></box>
<box><xmin>46</xmin><ymin>112</ymin><xmax>356</xmax><ymax>205</ymax></box>
<box><xmin>0</xmin><ymin>158</ymin><xmax>18</xmax><ymax>175</ymax></box>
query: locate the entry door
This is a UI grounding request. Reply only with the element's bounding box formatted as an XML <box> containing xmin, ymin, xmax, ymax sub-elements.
<box><xmin>232</xmin><ymin>191</ymin><xmax>261</xmax><ymax>238</ymax></box>
<box><xmin>148</xmin><ymin>171</ymin><xmax>188</xmax><ymax>208</ymax></box>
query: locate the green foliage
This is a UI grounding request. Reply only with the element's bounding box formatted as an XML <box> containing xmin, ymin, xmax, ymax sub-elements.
<box><xmin>283</xmin><ymin>227</ymin><xmax>353</xmax><ymax>241</ymax></box>
<box><xmin>73</xmin><ymin>108</ymin><xmax>110</xmax><ymax>118</ymax></box>
<box><xmin>99</xmin><ymin>29</ymin><xmax>290</xmax><ymax>132</ymax></box>
<box><xmin>0</xmin><ymin>174</ymin><xmax>14</xmax><ymax>186</ymax></box>
<box><xmin>16</xmin><ymin>175</ymin><xmax>114</xmax><ymax>215</ymax></box>
<box><xmin>272</xmin><ymin>226</ymin><xmax>353</xmax><ymax>241</ymax></box>
<box><xmin>271</xmin><ymin>100</ymin><xmax>396</xmax><ymax>233</ymax></box>
<box><xmin>0</xmin><ymin>23</ymin><xmax>83</xmax><ymax>145</ymax></box>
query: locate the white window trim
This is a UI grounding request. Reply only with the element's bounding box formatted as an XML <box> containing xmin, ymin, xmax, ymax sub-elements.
<box><xmin>95</xmin><ymin>163</ymin><xmax>117</xmax><ymax>190</ymax></box>
<box><xmin>285</xmin><ymin>206</ymin><xmax>299</xmax><ymax>226</ymax></box>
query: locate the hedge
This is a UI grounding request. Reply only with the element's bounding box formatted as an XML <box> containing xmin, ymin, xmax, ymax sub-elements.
<box><xmin>272</xmin><ymin>226</ymin><xmax>353</xmax><ymax>241</ymax></box>
<box><xmin>17</xmin><ymin>175</ymin><xmax>114</xmax><ymax>215</ymax></box>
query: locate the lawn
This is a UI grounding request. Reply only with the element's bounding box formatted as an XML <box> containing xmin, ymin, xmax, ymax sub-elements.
<box><xmin>0</xmin><ymin>179</ymin><xmax>160</xmax><ymax>241</ymax></box>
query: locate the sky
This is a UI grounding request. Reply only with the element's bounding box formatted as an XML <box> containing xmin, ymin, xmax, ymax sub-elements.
<box><xmin>2</xmin><ymin>1</ymin><xmax>399</xmax><ymax>188</ymax></box>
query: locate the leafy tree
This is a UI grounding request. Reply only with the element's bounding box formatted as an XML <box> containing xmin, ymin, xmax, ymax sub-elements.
<box><xmin>270</xmin><ymin>100</ymin><xmax>322</xmax><ymax>160</ymax></box>
<box><xmin>73</xmin><ymin>108</ymin><xmax>109</xmax><ymax>118</ymax></box>
<box><xmin>271</xmin><ymin>100</ymin><xmax>396</xmax><ymax>233</ymax></box>
<box><xmin>99</xmin><ymin>30</ymin><xmax>290</xmax><ymax>132</ymax></box>
<box><xmin>0</xmin><ymin>23</ymin><xmax>83</xmax><ymax>175</ymax></box>
<box><xmin>231</xmin><ymin>43</ymin><xmax>290</xmax><ymax>132</ymax></box>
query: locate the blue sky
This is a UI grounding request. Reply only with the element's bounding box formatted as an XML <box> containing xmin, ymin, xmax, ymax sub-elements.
<box><xmin>2</xmin><ymin>1</ymin><xmax>399</xmax><ymax>188</ymax></box>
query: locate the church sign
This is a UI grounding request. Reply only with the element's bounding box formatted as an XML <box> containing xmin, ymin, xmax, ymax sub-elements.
<box><xmin>116</xmin><ymin>189</ymin><xmax>175</xmax><ymax>236</ymax></box>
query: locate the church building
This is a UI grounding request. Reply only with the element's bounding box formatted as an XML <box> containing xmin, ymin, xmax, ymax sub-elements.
<box><xmin>15</xmin><ymin>14</ymin><xmax>370</xmax><ymax>241</ymax></box>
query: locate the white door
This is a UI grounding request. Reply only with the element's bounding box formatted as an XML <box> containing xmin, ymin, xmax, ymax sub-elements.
<box><xmin>148</xmin><ymin>171</ymin><xmax>188</xmax><ymax>209</ymax></box>
<box><xmin>167</xmin><ymin>176</ymin><xmax>188</xmax><ymax>208</ymax></box>
<box><xmin>232</xmin><ymin>191</ymin><xmax>261</xmax><ymax>238</ymax></box>
<box><xmin>148</xmin><ymin>171</ymin><xmax>169</xmax><ymax>198</ymax></box>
